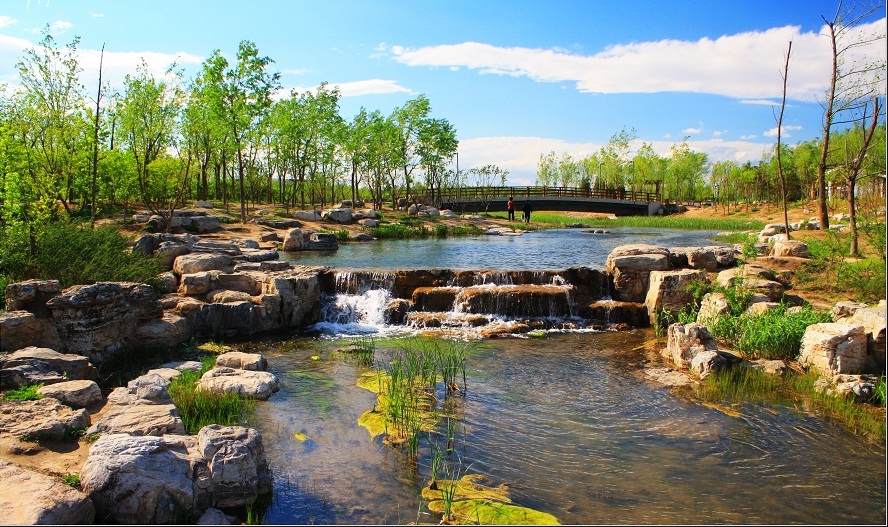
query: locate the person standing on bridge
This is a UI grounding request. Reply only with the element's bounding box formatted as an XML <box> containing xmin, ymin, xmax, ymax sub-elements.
<box><xmin>507</xmin><ymin>196</ymin><xmax>515</xmax><ymax>221</ymax></box>
<box><xmin>522</xmin><ymin>200</ymin><xmax>532</xmax><ymax>224</ymax></box>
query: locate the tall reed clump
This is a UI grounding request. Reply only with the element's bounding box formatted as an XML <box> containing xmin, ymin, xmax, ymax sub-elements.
<box><xmin>168</xmin><ymin>356</ymin><xmax>256</xmax><ymax>434</ymax></box>
<box><xmin>345</xmin><ymin>335</ymin><xmax>376</xmax><ymax>367</ymax></box>
<box><xmin>374</xmin><ymin>339</ymin><xmax>470</xmax><ymax>457</ymax></box>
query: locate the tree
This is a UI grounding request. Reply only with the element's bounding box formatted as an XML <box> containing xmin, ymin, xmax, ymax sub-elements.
<box><xmin>206</xmin><ymin>41</ymin><xmax>280</xmax><ymax>223</ymax></box>
<box><xmin>466</xmin><ymin>164</ymin><xmax>508</xmax><ymax>213</ymax></box>
<box><xmin>418</xmin><ymin>117</ymin><xmax>458</xmax><ymax>207</ymax></box>
<box><xmin>815</xmin><ymin>1</ymin><xmax>886</xmax><ymax>230</ymax></box>
<box><xmin>117</xmin><ymin>60</ymin><xmax>186</xmax><ymax>229</ymax></box>
<box><xmin>775</xmin><ymin>41</ymin><xmax>793</xmax><ymax>239</ymax></box>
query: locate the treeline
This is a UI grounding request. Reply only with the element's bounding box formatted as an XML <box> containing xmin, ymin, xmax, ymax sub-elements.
<box><xmin>0</xmin><ymin>32</ymin><xmax>469</xmax><ymax>234</ymax></box>
<box><xmin>535</xmin><ymin>125</ymin><xmax>887</xmax><ymax>206</ymax></box>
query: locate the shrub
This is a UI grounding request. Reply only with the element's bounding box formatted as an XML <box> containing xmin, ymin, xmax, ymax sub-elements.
<box><xmin>2</xmin><ymin>384</ymin><xmax>43</xmax><ymax>401</ymax></box>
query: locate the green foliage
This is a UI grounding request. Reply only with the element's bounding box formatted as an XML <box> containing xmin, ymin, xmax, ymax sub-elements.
<box><xmin>2</xmin><ymin>383</ymin><xmax>43</xmax><ymax>401</ymax></box>
<box><xmin>63</xmin><ymin>427</ymin><xmax>87</xmax><ymax>442</ymax></box>
<box><xmin>0</xmin><ymin>221</ymin><xmax>162</xmax><ymax>307</ymax></box>
<box><xmin>875</xmin><ymin>375</ymin><xmax>886</xmax><ymax>408</ymax></box>
<box><xmin>734</xmin><ymin>305</ymin><xmax>831</xmax><ymax>360</ymax></box>
<box><xmin>167</xmin><ymin>361</ymin><xmax>256</xmax><ymax>435</ymax></box>
<box><xmin>61</xmin><ymin>473</ymin><xmax>81</xmax><ymax>489</ymax></box>
<box><xmin>797</xmin><ymin>231</ymin><xmax>887</xmax><ymax>303</ymax></box>
<box><xmin>857</xmin><ymin>219</ymin><xmax>886</xmax><ymax>261</ymax></box>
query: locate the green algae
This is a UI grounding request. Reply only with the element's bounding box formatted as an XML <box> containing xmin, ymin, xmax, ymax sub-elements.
<box><xmin>421</xmin><ymin>474</ymin><xmax>511</xmax><ymax>503</ymax></box>
<box><xmin>358</xmin><ymin>409</ymin><xmax>387</xmax><ymax>438</ymax></box>
<box><xmin>427</xmin><ymin>499</ymin><xmax>560</xmax><ymax>525</ymax></box>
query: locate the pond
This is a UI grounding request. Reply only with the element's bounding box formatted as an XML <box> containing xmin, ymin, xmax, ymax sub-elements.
<box><xmin>244</xmin><ymin>227</ymin><xmax>885</xmax><ymax>524</ymax></box>
<box><xmin>279</xmin><ymin>227</ymin><xmax>731</xmax><ymax>270</ymax></box>
<box><xmin>249</xmin><ymin>331</ymin><xmax>886</xmax><ymax>525</ymax></box>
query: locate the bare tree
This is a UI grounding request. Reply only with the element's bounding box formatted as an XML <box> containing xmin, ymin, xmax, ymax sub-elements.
<box><xmin>775</xmin><ymin>41</ymin><xmax>793</xmax><ymax>239</ymax></box>
<box><xmin>815</xmin><ymin>1</ymin><xmax>886</xmax><ymax>230</ymax></box>
<box><xmin>842</xmin><ymin>96</ymin><xmax>883</xmax><ymax>255</ymax></box>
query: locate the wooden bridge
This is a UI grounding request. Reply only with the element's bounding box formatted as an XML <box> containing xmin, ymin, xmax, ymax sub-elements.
<box><xmin>434</xmin><ymin>186</ymin><xmax>663</xmax><ymax>216</ymax></box>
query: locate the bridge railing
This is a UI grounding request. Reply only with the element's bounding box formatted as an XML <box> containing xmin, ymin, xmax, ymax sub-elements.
<box><xmin>433</xmin><ymin>186</ymin><xmax>660</xmax><ymax>203</ymax></box>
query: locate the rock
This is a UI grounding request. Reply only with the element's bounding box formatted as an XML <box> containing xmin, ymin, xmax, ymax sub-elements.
<box><xmin>833</xmin><ymin>373</ymin><xmax>880</xmax><ymax>402</ymax></box>
<box><xmin>440</xmin><ymin>209</ymin><xmax>457</xmax><ymax>218</ymax></box>
<box><xmin>0</xmin><ymin>460</ymin><xmax>95</xmax><ymax>525</ymax></box>
<box><xmin>197</xmin><ymin>425</ymin><xmax>272</xmax><ymax>508</ymax></box>
<box><xmin>643</xmin><ymin>367</ymin><xmax>695</xmax><ymax>387</ymax></box>
<box><xmin>157</xmin><ymin>271</ymin><xmax>179</xmax><ymax>293</ymax></box>
<box><xmin>349</xmin><ymin>232</ymin><xmax>375</xmax><ymax>242</ymax></box>
<box><xmin>744</xmin><ymin>301</ymin><xmax>782</xmax><ymax>317</ymax></box>
<box><xmin>192</xmin><ymin>240</ymin><xmax>241</xmax><ymax>255</ymax></box>
<box><xmin>215</xmin><ymin>352</ymin><xmax>267</xmax><ymax>371</ymax></box>
<box><xmin>0</xmin><ymin>398</ymin><xmax>90</xmax><ymax>440</ymax></box>
<box><xmin>799</xmin><ymin>323</ymin><xmax>868</xmax><ymax>376</ymax></box>
<box><xmin>0</xmin><ymin>347</ymin><xmax>97</xmax><ymax>389</ymax></box>
<box><xmin>197</xmin><ymin>368</ymin><xmax>280</xmax><ymax>400</ymax></box>
<box><xmin>37</xmin><ymin>380</ymin><xmax>103</xmax><ymax>409</ymax></box>
<box><xmin>156</xmin><ymin>241</ymin><xmax>191</xmax><ymax>271</ymax></box>
<box><xmin>126</xmin><ymin>373</ymin><xmax>174</xmax><ymax>403</ymax></box>
<box><xmin>293</xmin><ymin>210</ymin><xmax>322</xmax><ymax>222</ymax></box>
<box><xmin>86</xmin><ymin>387</ymin><xmax>184</xmax><ymax>437</ymax></box>
<box><xmin>45</xmin><ymin>282</ymin><xmax>164</xmax><ymax>363</ymax></box>
<box><xmin>833</xmin><ymin>300</ymin><xmax>886</xmax><ymax>374</ymax></box>
<box><xmin>605</xmin><ymin>244</ymin><xmax>671</xmax><ymax>302</ymax></box>
<box><xmin>832</xmin><ymin>301</ymin><xmax>868</xmax><ymax>320</ymax></box>
<box><xmin>696</xmin><ymin>292</ymin><xmax>731</xmax><ymax>326</ymax></box>
<box><xmin>158</xmin><ymin>360</ymin><xmax>204</xmax><ymax>373</ymax></box>
<box><xmin>323</xmin><ymin>207</ymin><xmax>354</xmax><ymax>224</ymax></box>
<box><xmin>173</xmin><ymin>253</ymin><xmax>235</xmax><ymax>276</ymax></box>
<box><xmin>234</xmin><ymin>249</ymin><xmax>280</xmax><ymax>263</ymax></box>
<box><xmin>741</xmin><ymin>358</ymin><xmax>789</xmax><ymax>375</ymax></box>
<box><xmin>773</xmin><ymin>240</ymin><xmax>809</xmax><ymax>258</ymax></box>
<box><xmin>144</xmin><ymin>368</ymin><xmax>183</xmax><ymax>386</ymax></box>
<box><xmin>194</xmin><ymin>200</ymin><xmax>214</xmax><ymax>209</ymax></box>
<box><xmin>690</xmin><ymin>350</ymin><xmax>727</xmax><ymax>379</ymax></box>
<box><xmin>0</xmin><ymin>310</ymin><xmax>63</xmax><ymax>352</ymax></box>
<box><xmin>80</xmin><ymin>434</ymin><xmax>196</xmax><ymax>525</ymax></box>
<box><xmin>384</xmin><ymin>299</ymin><xmax>412</xmax><ymax>324</ymax></box>
<box><xmin>664</xmin><ymin>322</ymin><xmax>718</xmax><ymax>369</ymax></box>
<box><xmin>134</xmin><ymin>312</ymin><xmax>191</xmax><ymax>349</ymax></box>
<box><xmin>197</xmin><ymin>508</ymin><xmax>233</xmax><ymax>525</ymax></box>
<box><xmin>207</xmin><ymin>289</ymin><xmax>254</xmax><ymax>304</ymax></box>
<box><xmin>260</xmin><ymin>231</ymin><xmax>281</xmax><ymax>242</ymax></box>
<box><xmin>4</xmin><ymin>279</ymin><xmax>61</xmax><ymax>315</ymax></box>
<box><xmin>644</xmin><ymin>269</ymin><xmax>709</xmax><ymax>325</ymax></box>
<box><xmin>307</xmin><ymin>232</ymin><xmax>339</xmax><ymax>251</ymax></box>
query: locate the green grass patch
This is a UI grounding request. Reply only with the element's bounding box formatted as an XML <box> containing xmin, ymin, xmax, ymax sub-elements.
<box><xmin>167</xmin><ymin>359</ymin><xmax>256</xmax><ymax>435</ymax></box>
<box><xmin>61</xmin><ymin>473</ymin><xmax>81</xmax><ymax>489</ymax></box>
<box><xmin>2</xmin><ymin>383</ymin><xmax>43</xmax><ymax>401</ymax></box>
<box><xmin>502</xmin><ymin>211</ymin><xmax>765</xmax><ymax>231</ymax></box>
<box><xmin>730</xmin><ymin>305</ymin><xmax>832</xmax><ymax>361</ymax></box>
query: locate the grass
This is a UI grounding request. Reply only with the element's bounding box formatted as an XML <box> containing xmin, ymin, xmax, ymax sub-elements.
<box><xmin>2</xmin><ymin>383</ymin><xmax>43</xmax><ymax>401</ymax></box>
<box><xmin>167</xmin><ymin>357</ymin><xmax>256</xmax><ymax>435</ymax></box>
<box><xmin>61</xmin><ymin>473</ymin><xmax>81</xmax><ymax>489</ymax></box>
<box><xmin>486</xmin><ymin>210</ymin><xmax>766</xmax><ymax>232</ymax></box>
<box><xmin>694</xmin><ymin>367</ymin><xmax>886</xmax><ymax>442</ymax></box>
<box><xmin>367</xmin><ymin>221</ymin><xmax>483</xmax><ymax>240</ymax></box>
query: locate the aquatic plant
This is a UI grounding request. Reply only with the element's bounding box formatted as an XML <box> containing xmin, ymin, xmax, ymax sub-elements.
<box><xmin>168</xmin><ymin>360</ymin><xmax>256</xmax><ymax>435</ymax></box>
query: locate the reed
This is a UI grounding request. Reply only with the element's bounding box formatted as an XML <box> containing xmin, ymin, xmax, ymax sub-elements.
<box><xmin>168</xmin><ymin>360</ymin><xmax>256</xmax><ymax>435</ymax></box>
<box><xmin>695</xmin><ymin>368</ymin><xmax>886</xmax><ymax>442</ymax></box>
<box><xmin>733</xmin><ymin>306</ymin><xmax>831</xmax><ymax>360</ymax></box>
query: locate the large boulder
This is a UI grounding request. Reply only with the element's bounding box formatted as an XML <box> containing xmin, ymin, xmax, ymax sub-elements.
<box><xmin>663</xmin><ymin>322</ymin><xmax>718</xmax><ymax>369</ymax></box>
<box><xmin>832</xmin><ymin>300</ymin><xmax>887</xmax><ymax>374</ymax></box>
<box><xmin>798</xmin><ymin>323</ymin><xmax>868</xmax><ymax>376</ymax></box>
<box><xmin>197</xmin><ymin>368</ymin><xmax>280</xmax><ymax>400</ymax></box>
<box><xmin>4</xmin><ymin>279</ymin><xmax>62</xmax><ymax>316</ymax></box>
<box><xmin>189</xmin><ymin>215</ymin><xmax>222</xmax><ymax>233</ymax></box>
<box><xmin>0</xmin><ymin>398</ymin><xmax>90</xmax><ymax>440</ymax></box>
<box><xmin>293</xmin><ymin>210</ymin><xmax>322</xmax><ymax>222</ymax></box>
<box><xmin>37</xmin><ymin>379</ymin><xmax>103</xmax><ymax>409</ymax></box>
<box><xmin>80</xmin><ymin>434</ymin><xmax>197</xmax><ymax>525</ymax></box>
<box><xmin>197</xmin><ymin>425</ymin><xmax>272</xmax><ymax>508</ymax></box>
<box><xmin>156</xmin><ymin>241</ymin><xmax>191</xmax><ymax>271</ymax></box>
<box><xmin>172</xmin><ymin>253</ymin><xmax>235</xmax><ymax>276</ymax></box>
<box><xmin>45</xmin><ymin>282</ymin><xmax>164</xmax><ymax>363</ymax></box>
<box><xmin>0</xmin><ymin>347</ymin><xmax>97</xmax><ymax>388</ymax></box>
<box><xmin>696</xmin><ymin>292</ymin><xmax>731</xmax><ymax>326</ymax></box>
<box><xmin>282</xmin><ymin>227</ymin><xmax>306</xmax><ymax>251</ymax></box>
<box><xmin>323</xmin><ymin>207</ymin><xmax>355</xmax><ymax>224</ymax></box>
<box><xmin>0</xmin><ymin>460</ymin><xmax>95</xmax><ymax>525</ymax></box>
<box><xmin>772</xmin><ymin>240</ymin><xmax>810</xmax><ymax>258</ymax></box>
<box><xmin>0</xmin><ymin>310</ymin><xmax>63</xmax><ymax>352</ymax></box>
<box><xmin>215</xmin><ymin>351</ymin><xmax>267</xmax><ymax>371</ymax></box>
<box><xmin>86</xmin><ymin>375</ymin><xmax>185</xmax><ymax>437</ymax></box>
<box><xmin>605</xmin><ymin>244</ymin><xmax>671</xmax><ymax>302</ymax></box>
<box><xmin>644</xmin><ymin>269</ymin><xmax>708</xmax><ymax>325</ymax></box>
<box><xmin>134</xmin><ymin>312</ymin><xmax>191</xmax><ymax>349</ymax></box>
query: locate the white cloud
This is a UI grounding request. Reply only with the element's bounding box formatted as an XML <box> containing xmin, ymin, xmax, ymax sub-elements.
<box><xmin>683</xmin><ymin>127</ymin><xmax>703</xmax><ymax>134</ymax></box>
<box><xmin>763</xmin><ymin>124</ymin><xmax>802</xmax><ymax>137</ymax></box>
<box><xmin>49</xmin><ymin>20</ymin><xmax>72</xmax><ymax>35</ymax></box>
<box><xmin>91</xmin><ymin>13</ymin><xmax>104</xmax><ymax>18</ymax></box>
<box><xmin>282</xmin><ymin>78</ymin><xmax>412</xmax><ymax>98</ymax></box>
<box><xmin>0</xmin><ymin>16</ymin><xmax>18</xmax><ymax>28</ymax></box>
<box><xmin>740</xmin><ymin>99</ymin><xmax>780</xmax><ymax>106</ymax></box>
<box><xmin>391</xmin><ymin>18</ymin><xmax>887</xmax><ymax>102</ymax></box>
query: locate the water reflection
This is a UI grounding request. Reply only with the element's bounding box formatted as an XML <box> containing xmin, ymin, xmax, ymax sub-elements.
<box><xmin>280</xmin><ymin>228</ymin><xmax>728</xmax><ymax>270</ymax></box>
<box><xmin>251</xmin><ymin>332</ymin><xmax>887</xmax><ymax>525</ymax></box>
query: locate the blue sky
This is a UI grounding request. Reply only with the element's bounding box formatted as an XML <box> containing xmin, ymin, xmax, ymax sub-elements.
<box><xmin>1</xmin><ymin>0</ymin><xmax>885</xmax><ymax>184</ymax></box>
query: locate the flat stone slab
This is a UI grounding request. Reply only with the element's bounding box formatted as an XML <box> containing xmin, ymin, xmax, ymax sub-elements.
<box><xmin>37</xmin><ymin>379</ymin><xmax>103</xmax><ymax>409</ymax></box>
<box><xmin>0</xmin><ymin>460</ymin><xmax>95</xmax><ymax>525</ymax></box>
<box><xmin>643</xmin><ymin>367</ymin><xmax>695</xmax><ymax>387</ymax></box>
<box><xmin>0</xmin><ymin>398</ymin><xmax>90</xmax><ymax>440</ymax></box>
<box><xmin>197</xmin><ymin>368</ymin><xmax>280</xmax><ymax>400</ymax></box>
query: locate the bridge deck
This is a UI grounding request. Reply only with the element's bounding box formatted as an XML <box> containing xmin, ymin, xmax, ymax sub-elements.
<box><xmin>435</xmin><ymin>186</ymin><xmax>662</xmax><ymax>216</ymax></box>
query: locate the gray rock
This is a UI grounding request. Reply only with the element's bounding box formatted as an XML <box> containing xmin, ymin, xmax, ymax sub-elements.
<box><xmin>197</xmin><ymin>368</ymin><xmax>280</xmax><ymax>400</ymax></box>
<box><xmin>0</xmin><ymin>398</ymin><xmax>90</xmax><ymax>440</ymax></box>
<box><xmin>690</xmin><ymin>350</ymin><xmax>727</xmax><ymax>379</ymax></box>
<box><xmin>197</xmin><ymin>508</ymin><xmax>233</xmax><ymax>525</ymax></box>
<box><xmin>696</xmin><ymin>292</ymin><xmax>731</xmax><ymax>326</ymax></box>
<box><xmin>195</xmin><ymin>200</ymin><xmax>214</xmax><ymax>209</ymax></box>
<box><xmin>605</xmin><ymin>244</ymin><xmax>671</xmax><ymax>302</ymax></box>
<box><xmin>0</xmin><ymin>347</ymin><xmax>97</xmax><ymax>388</ymax></box>
<box><xmin>81</xmin><ymin>434</ymin><xmax>196</xmax><ymax>524</ymax></box>
<box><xmin>664</xmin><ymin>322</ymin><xmax>718</xmax><ymax>369</ymax></box>
<box><xmin>293</xmin><ymin>210</ymin><xmax>322</xmax><ymax>221</ymax></box>
<box><xmin>323</xmin><ymin>207</ymin><xmax>355</xmax><ymax>224</ymax></box>
<box><xmin>37</xmin><ymin>379</ymin><xmax>103</xmax><ymax>409</ymax></box>
<box><xmin>644</xmin><ymin>269</ymin><xmax>709</xmax><ymax>325</ymax></box>
<box><xmin>173</xmin><ymin>253</ymin><xmax>235</xmax><ymax>276</ymax></box>
<box><xmin>643</xmin><ymin>367</ymin><xmax>695</xmax><ymax>387</ymax></box>
<box><xmin>773</xmin><ymin>239</ymin><xmax>809</xmax><ymax>258</ymax></box>
<box><xmin>215</xmin><ymin>351</ymin><xmax>267</xmax><ymax>371</ymax></box>
<box><xmin>799</xmin><ymin>323</ymin><xmax>868</xmax><ymax>376</ymax></box>
<box><xmin>86</xmin><ymin>388</ymin><xmax>184</xmax><ymax>437</ymax></box>
<box><xmin>4</xmin><ymin>279</ymin><xmax>62</xmax><ymax>315</ymax></box>
<box><xmin>0</xmin><ymin>310</ymin><xmax>64</xmax><ymax>353</ymax></box>
<box><xmin>0</xmin><ymin>460</ymin><xmax>95</xmax><ymax>525</ymax></box>
<box><xmin>197</xmin><ymin>425</ymin><xmax>272</xmax><ymax>508</ymax></box>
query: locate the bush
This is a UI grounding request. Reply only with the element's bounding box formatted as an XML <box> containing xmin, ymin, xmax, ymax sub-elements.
<box><xmin>0</xmin><ymin>221</ymin><xmax>162</xmax><ymax>306</ymax></box>
<box><xmin>2</xmin><ymin>383</ymin><xmax>43</xmax><ymax>401</ymax></box>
